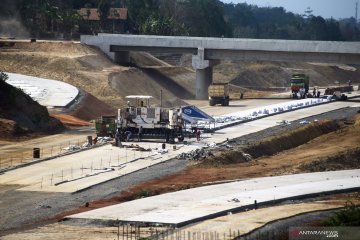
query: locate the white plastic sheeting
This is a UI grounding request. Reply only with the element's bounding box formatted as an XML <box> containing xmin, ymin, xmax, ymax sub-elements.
<box><xmin>196</xmin><ymin>98</ymin><xmax>331</xmax><ymax>129</ymax></box>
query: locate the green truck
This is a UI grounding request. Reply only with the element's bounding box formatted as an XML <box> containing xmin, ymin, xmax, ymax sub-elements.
<box><xmin>95</xmin><ymin>115</ymin><xmax>116</xmax><ymax>137</ymax></box>
<box><xmin>290</xmin><ymin>74</ymin><xmax>309</xmax><ymax>98</ymax></box>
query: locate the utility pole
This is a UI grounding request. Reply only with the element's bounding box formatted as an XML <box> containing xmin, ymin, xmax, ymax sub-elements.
<box><xmin>356</xmin><ymin>2</ymin><xmax>359</xmax><ymax>22</ymax></box>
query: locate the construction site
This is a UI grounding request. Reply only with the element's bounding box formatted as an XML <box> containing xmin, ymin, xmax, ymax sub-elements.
<box><xmin>1</xmin><ymin>38</ymin><xmax>360</xmax><ymax>240</ymax></box>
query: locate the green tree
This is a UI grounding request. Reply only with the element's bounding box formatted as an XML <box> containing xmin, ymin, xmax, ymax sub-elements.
<box><xmin>307</xmin><ymin>16</ymin><xmax>329</xmax><ymax>40</ymax></box>
<box><xmin>98</xmin><ymin>0</ymin><xmax>111</xmax><ymax>31</ymax></box>
<box><xmin>182</xmin><ymin>0</ymin><xmax>231</xmax><ymax>37</ymax></box>
<box><xmin>125</xmin><ymin>0</ymin><xmax>188</xmax><ymax>36</ymax></box>
<box><xmin>125</xmin><ymin>0</ymin><xmax>160</xmax><ymax>27</ymax></box>
<box><xmin>141</xmin><ymin>15</ymin><xmax>188</xmax><ymax>36</ymax></box>
<box><xmin>339</xmin><ymin>18</ymin><xmax>360</xmax><ymax>41</ymax></box>
<box><xmin>325</xmin><ymin>18</ymin><xmax>342</xmax><ymax>41</ymax></box>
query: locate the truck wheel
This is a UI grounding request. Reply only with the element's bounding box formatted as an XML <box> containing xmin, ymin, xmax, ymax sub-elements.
<box><xmin>209</xmin><ymin>100</ymin><xmax>215</xmax><ymax>106</ymax></box>
<box><xmin>178</xmin><ymin>136</ymin><xmax>184</xmax><ymax>142</ymax></box>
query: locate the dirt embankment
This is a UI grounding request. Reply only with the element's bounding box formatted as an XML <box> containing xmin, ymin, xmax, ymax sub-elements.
<box><xmin>222</xmin><ymin>119</ymin><xmax>343</xmax><ymax>163</ymax></box>
<box><xmin>0</xmin><ymin>80</ymin><xmax>64</xmax><ymax>140</ymax></box>
<box><xmin>214</xmin><ymin>61</ymin><xmax>360</xmax><ymax>89</ymax></box>
<box><xmin>63</xmin><ymin>92</ymin><xmax>115</xmax><ymax>121</ymax></box>
<box><xmin>0</xmin><ymin>42</ymin><xmax>124</xmax><ymax>111</ymax></box>
<box><xmin>1</xmin><ymin>42</ymin><xmax>359</xmax><ymax>117</ymax></box>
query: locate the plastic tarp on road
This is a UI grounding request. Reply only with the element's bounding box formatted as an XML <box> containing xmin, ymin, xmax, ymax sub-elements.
<box><xmin>182</xmin><ymin>105</ymin><xmax>215</xmax><ymax>124</ymax></box>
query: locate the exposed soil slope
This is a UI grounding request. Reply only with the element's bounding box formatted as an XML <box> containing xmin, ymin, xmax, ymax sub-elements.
<box><xmin>0</xmin><ymin>80</ymin><xmax>64</xmax><ymax>140</ymax></box>
<box><xmin>1</xmin><ymin>42</ymin><xmax>359</xmax><ymax>115</ymax></box>
<box><xmin>0</xmin><ymin>42</ymin><xmax>125</xmax><ymax>111</ymax></box>
<box><xmin>65</xmin><ymin>92</ymin><xmax>116</xmax><ymax>121</ymax></box>
<box><xmin>214</xmin><ymin>61</ymin><xmax>360</xmax><ymax>89</ymax></box>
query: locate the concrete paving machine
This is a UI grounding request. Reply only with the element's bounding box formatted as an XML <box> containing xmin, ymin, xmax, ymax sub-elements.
<box><xmin>117</xmin><ymin>96</ymin><xmax>184</xmax><ymax>143</ymax></box>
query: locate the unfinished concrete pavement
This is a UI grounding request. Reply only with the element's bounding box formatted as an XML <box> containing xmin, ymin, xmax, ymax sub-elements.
<box><xmin>0</xmin><ymin>142</ymin><xmax>199</xmax><ymax>193</ymax></box>
<box><xmin>68</xmin><ymin>169</ymin><xmax>360</xmax><ymax>226</ymax></box>
<box><xmin>0</xmin><ymin>99</ymin><xmax>359</xmax><ymax>193</ymax></box>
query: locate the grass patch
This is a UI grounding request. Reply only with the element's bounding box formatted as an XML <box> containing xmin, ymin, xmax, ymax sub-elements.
<box><xmin>135</xmin><ymin>188</ymin><xmax>153</xmax><ymax>199</ymax></box>
<box><xmin>324</xmin><ymin>202</ymin><xmax>360</xmax><ymax>226</ymax></box>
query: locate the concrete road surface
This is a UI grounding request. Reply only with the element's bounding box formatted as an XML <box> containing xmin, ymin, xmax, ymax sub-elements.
<box><xmin>68</xmin><ymin>169</ymin><xmax>360</xmax><ymax>226</ymax></box>
<box><xmin>0</xmin><ymin>99</ymin><xmax>358</xmax><ymax>193</ymax></box>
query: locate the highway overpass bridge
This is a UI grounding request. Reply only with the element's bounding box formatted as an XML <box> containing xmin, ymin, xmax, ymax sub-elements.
<box><xmin>81</xmin><ymin>34</ymin><xmax>360</xmax><ymax>99</ymax></box>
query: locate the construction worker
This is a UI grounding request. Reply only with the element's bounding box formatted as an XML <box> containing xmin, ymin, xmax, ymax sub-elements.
<box><xmin>125</xmin><ymin>131</ymin><xmax>132</xmax><ymax>142</ymax></box>
<box><xmin>138</xmin><ymin>126</ymin><xmax>143</xmax><ymax>141</ymax></box>
<box><xmin>115</xmin><ymin>128</ymin><xmax>122</xmax><ymax>147</ymax></box>
<box><xmin>317</xmin><ymin>90</ymin><xmax>321</xmax><ymax>98</ymax></box>
<box><xmin>196</xmin><ymin>128</ymin><xmax>201</xmax><ymax>141</ymax></box>
<box><xmin>299</xmin><ymin>87</ymin><xmax>305</xmax><ymax>99</ymax></box>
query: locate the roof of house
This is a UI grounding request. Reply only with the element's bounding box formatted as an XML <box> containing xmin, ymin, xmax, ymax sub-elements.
<box><xmin>78</xmin><ymin>8</ymin><xmax>127</xmax><ymax>21</ymax></box>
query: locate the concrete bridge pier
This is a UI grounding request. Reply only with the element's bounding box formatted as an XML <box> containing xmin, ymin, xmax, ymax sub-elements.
<box><xmin>195</xmin><ymin>67</ymin><xmax>213</xmax><ymax>100</ymax></box>
<box><xmin>192</xmin><ymin>48</ymin><xmax>214</xmax><ymax>100</ymax></box>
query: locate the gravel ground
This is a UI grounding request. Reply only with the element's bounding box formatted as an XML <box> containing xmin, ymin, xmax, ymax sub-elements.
<box><xmin>0</xmin><ymin>106</ymin><xmax>359</xmax><ymax>236</ymax></box>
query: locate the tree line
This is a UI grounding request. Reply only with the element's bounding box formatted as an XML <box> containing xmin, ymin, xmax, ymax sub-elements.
<box><xmin>0</xmin><ymin>0</ymin><xmax>359</xmax><ymax>41</ymax></box>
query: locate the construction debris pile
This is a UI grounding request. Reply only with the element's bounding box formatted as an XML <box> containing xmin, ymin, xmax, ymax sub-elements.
<box><xmin>125</xmin><ymin>144</ymin><xmax>152</xmax><ymax>152</ymax></box>
<box><xmin>177</xmin><ymin>148</ymin><xmax>213</xmax><ymax>161</ymax></box>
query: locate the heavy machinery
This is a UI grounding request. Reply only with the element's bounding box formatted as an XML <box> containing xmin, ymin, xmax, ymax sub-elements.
<box><xmin>117</xmin><ymin>96</ymin><xmax>184</xmax><ymax>143</ymax></box>
<box><xmin>208</xmin><ymin>83</ymin><xmax>230</xmax><ymax>106</ymax></box>
<box><xmin>95</xmin><ymin>115</ymin><xmax>116</xmax><ymax>137</ymax></box>
<box><xmin>290</xmin><ymin>74</ymin><xmax>309</xmax><ymax>98</ymax></box>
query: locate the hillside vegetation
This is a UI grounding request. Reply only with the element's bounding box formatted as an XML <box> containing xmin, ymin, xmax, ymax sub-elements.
<box><xmin>1</xmin><ymin>0</ymin><xmax>359</xmax><ymax>41</ymax></box>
